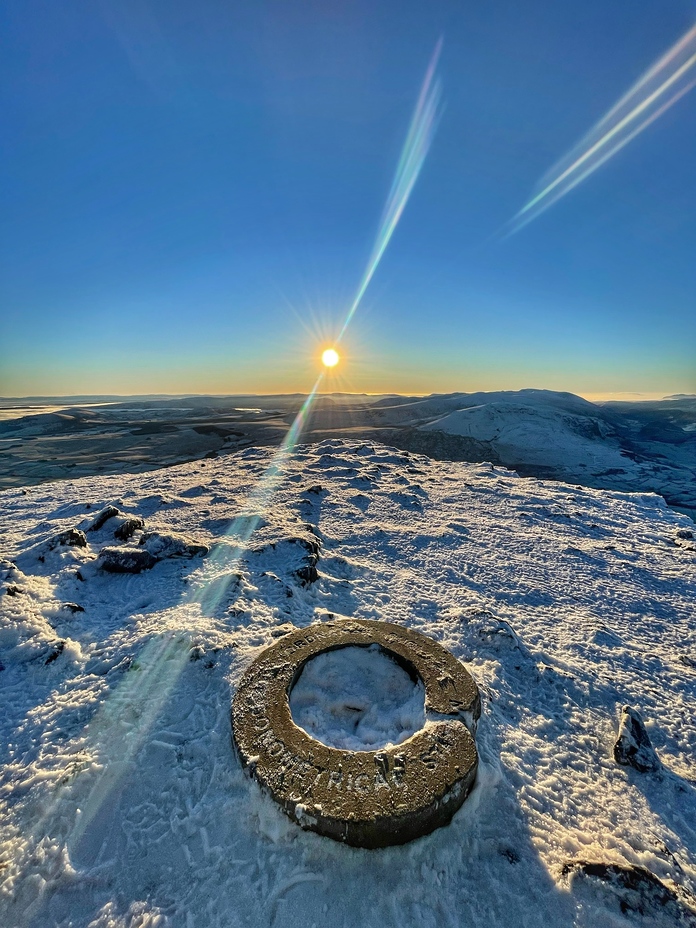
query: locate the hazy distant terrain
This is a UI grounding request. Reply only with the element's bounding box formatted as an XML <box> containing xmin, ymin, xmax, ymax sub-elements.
<box><xmin>1</xmin><ymin>390</ymin><xmax>694</xmax><ymax>518</ymax></box>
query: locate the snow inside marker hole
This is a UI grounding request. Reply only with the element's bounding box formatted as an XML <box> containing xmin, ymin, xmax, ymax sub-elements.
<box><xmin>289</xmin><ymin>644</ymin><xmax>426</xmax><ymax>751</ymax></box>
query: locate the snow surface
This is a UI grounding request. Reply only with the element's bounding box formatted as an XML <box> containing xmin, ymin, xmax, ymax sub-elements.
<box><xmin>289</xmin><ymin>644</ymin><xmax>426</xmax><ymax>751</ymax></box>
<box><xmin>1</xmin><ymin>439</ymin><xmax>695</xmax><ymax>927</ymax></box>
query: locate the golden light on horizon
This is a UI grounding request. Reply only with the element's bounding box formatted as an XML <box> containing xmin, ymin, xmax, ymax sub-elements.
<box><xmin>322</xmin><ymin>348</ymin><xmax>340</xmax><ymax>368</ymax></box>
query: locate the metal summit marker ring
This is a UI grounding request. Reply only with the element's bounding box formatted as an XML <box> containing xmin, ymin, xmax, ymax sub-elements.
<box><xmin>231</xmin><ymin>618</ymin><xmax>481</xmax><ymax>848</ymax></box>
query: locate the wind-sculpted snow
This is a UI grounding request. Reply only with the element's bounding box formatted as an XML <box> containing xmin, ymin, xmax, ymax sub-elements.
<box><xmin>0</xmin><ymin>441</ymin><xmax>695</xmax><ymax>927</ymax></box>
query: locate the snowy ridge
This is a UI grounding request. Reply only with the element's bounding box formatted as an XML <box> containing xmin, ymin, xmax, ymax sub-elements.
<box><xmin>0</xmin><ymin>440</ymin><xmax>695</xmax><ymax>927</ymax></box>
<box><xmin>415</xmin><ymin>391</ymin><xmax>696</xmax><ymax>518</ymax></box>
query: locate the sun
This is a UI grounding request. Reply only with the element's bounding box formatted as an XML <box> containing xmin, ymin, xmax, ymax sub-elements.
<box><xmin>321</xmin><ymin>348</ymin><xmax>340</xmax><ymax>368</ymax></box>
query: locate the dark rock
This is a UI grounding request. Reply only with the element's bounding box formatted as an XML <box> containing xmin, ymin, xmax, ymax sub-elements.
<box><xmin>5</xmin><ymin>585</ymin><xmax>24</xmax><ymax>596</ymax></box>
<box><xmin>288</xmin><ymin>538</ymin><xmax>320</xmax><ymax>585</ymax></box>
<box><xmin>204</xmin><ymin>450</ymin><xmax>218</xmax><ymax>459</ymax></box>
<box><xmin>61</xmin><ymin>602</ymin><xmax>85</xmax><ymax>614</ymax></box>
<box><xmin>614</xmin><ymin>705</ymin><xmax>660</xmax><ymax>772</ymax></box>
<box><xmin>562</xmin><ymin>860</ymin><xmax>696</xmax><ymax>922</ymax></box>
<box><xmin>52</xmin><ymin>529</ymin><xmax>87</xmax><ymax>548</ymax></box>
<box><xmin>254</xmin><ymin>536</ymin><xmax>320</xmax><ymax>557</ymax></box>
<box><xmin>674</xmin><ymin>528</ymin><xmax>696</xmax><ymax>551</ymax></box>
<box><xmin>189</xmin><ymin>643</ymin><xmax>218</xmax><ymax>666</ymax></box>
<box><xmin>89</xmin><ymin>506</ymin><xmax>121</xmax><ymax>531</ymax></box>
<box><xmin>114</xmin><ymin>517</ymin><xmax>144</xmax><ymax>541</ymax></box>
<box><xmin>249</xmin><ymin>535</ymin><xmax>321</xmax><ymax>588</ymax></box>
<box><xmin>305</xmin><ymin>485</ymin><xmax>324</xmax><ymax>495</ymax></box>
<box><xmin>97</xmin><ymin>546</ymin><xmax>157</xmax><ymax>574</ymax></box>
<box><xmin>44</xmin><ymin>640</ymin><xmax>65</xmax><ymax>665</ymax></box>
<box><xmin>139</xmin><ymin>531</ymin><xmax>208</xmax><ymax>559</ymax></box>
<box><xmin>294</xmin><ymin>560</ymin><xmax>318</xmax><ymax>586</ymax></box>
<box><xmin>298</xmin><ymin>536</ymin><xmax>321</xmax><ymax>556</ymax></box>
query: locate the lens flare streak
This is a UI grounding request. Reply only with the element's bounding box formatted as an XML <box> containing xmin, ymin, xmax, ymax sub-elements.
<box><xmin>337</xmin><ymin>38</ymin><xmax>442</xmax><ymax>342</ymax></box>
<box><xmin>504</xmin><ymin>23</ymin><xmax>696</xmax><ymax>236</ymax></box>
<box><xmin>196</xmin><ymin>35</ymin><xmax>444</xmax><ymax>609</ymax></box>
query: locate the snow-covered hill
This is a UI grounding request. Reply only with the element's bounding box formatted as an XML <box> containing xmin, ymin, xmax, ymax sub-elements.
<box><xmin>1</xmin><ymin>441</ymin><xmax>695</xmax><ymax>927</ymax></box>
<box><xmin>413</xmin><ymin>390</ymin><xmax>696</xmax><ymax>519</ymax></box>
<box><xmin>422</xmin><ymin>397</ymin><xmax>616</xmax><ymax>469</ymax></box>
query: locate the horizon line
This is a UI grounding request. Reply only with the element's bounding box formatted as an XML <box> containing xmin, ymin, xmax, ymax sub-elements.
<box><xmin>0</xmin><ymin>389</ymin><xmax>689</xmax><ymax>403</ymax></box>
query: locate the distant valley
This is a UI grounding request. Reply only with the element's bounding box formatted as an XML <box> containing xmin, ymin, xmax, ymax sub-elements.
<box><xmin>1</xmin><ymin>390</ymin><xmax>694</xmax><ymax>519</ymax></box>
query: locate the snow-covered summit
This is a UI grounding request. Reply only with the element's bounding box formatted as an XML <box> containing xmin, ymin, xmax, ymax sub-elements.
<box><xmin>1</xmin><ymin>440</ymin><xmax>695</xmax><ymax>927</ymax></box>
<box><xmin>422</xmin><ymin>398</ymin><xmax>614</xmax><ymax>468</ymax></box>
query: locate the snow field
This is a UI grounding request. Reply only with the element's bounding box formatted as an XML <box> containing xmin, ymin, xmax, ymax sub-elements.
<box><xmin>0</xmin><ymin>440</ymin><xmax>694</xmax><ymax>927</ymax></box>
<box><xmin>289</xmin><ymin>643</ymin><xmax>426</xmax><ymax>751</ymax></box>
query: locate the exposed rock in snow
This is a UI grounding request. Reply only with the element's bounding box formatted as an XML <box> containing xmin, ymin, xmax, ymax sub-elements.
<box><xmin>113</xmin><ymin>516</ymin><xmax>145</xmax><ymax>541</ymax></box>
<box><xmin>4</xmin><ymin>584</ymin><xmax>25</xmax><ymax>597</ymax></box>
<box><xmin>96</xmin><ymin>546</ymin><xmax>157</xmax><ymax>574</ymax></box>
<box><xmin>562</xmin><ymin>861</ymin><xmax>696</xmax><ymax>924</ymax></box>
<box><xmin>41</xmin><ymin>639</ymin><xmax>65</xmax><ymax>665</ymax></box>
<box><xmin>614</xmin><ymin>705</ymin><xmax>661</xmax><ymax>772</ymax></box>
<box><xmin>250</xmin><ymin>536</ymin><xmax>320</xmax><ymax>588</ymax></box>
<box><xmin>59</xmin><ymin>602</ymin><xmax>84</xmax><ymax>614</ymax></box>
<box><xmin>50</xmin><ymin>528</ymin><xmax>88</xmax><ymax>549</ymax></box>
<box><xmin>88</xmin><ymin>505</ymin><xmax>121</xmax><ymax>532</ymax></box>
<box><xmin>675</xmin><ymin>528</ymin><xmax>696</xmax><ymax>551</ymax></box>
<box><xmin>294</xmin><ymin>560</ymin><xmax>318</xmax><ymax>586</ymax></box>
<box><xmin>139</xmin><ymin>531</ymin><xmax>208</xmax><ymax>559</ymax></box>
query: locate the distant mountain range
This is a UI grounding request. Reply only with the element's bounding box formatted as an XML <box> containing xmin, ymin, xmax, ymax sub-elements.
<box><xmin>1</xmin><ymin>390</ymin><xmax>694</xmax><ymax>519</ymax></box>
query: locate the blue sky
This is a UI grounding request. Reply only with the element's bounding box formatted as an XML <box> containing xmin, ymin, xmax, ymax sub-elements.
<box><xmin>1</xmin><ymin>0</ymin><xmax>695</xmax><ymax>397</ymax></box>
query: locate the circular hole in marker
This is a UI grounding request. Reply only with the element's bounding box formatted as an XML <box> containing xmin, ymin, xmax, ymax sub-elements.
<box><xmin>289</xmin><ymin>644</ymin><xmax>426</xmax><ymax>751</ymax></box>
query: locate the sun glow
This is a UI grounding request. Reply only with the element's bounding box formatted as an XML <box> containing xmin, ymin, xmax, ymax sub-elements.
<box><xmin>322</xmin><ymin>348</ymin><xmax>340</xmax><ymax>368</ymax></box>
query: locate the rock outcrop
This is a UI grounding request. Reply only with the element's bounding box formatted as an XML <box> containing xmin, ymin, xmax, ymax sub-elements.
<box><xmin>613</xmin><ymin>705</ymin><xmax>660</xmax><ymax>772</ymax></box>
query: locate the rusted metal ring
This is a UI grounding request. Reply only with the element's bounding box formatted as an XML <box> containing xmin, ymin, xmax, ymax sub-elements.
<box><xmin>231</xmin><ymin>618</ymin><xmax>480</xmax><ymax>848</ymax></box>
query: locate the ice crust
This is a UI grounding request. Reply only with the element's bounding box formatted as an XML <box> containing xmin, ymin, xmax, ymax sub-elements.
<box><xmin>0</xmin><ymin>439</ymin><xmax>695</xmax><ymax>927</ymax></box>
<box><xmin>289</xmin><ymin>644</ymin><xmax>426</xmax><ymax>751</ymax></box>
